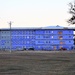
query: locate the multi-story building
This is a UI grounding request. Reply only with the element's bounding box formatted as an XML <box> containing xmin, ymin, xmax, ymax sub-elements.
<box><xmin>0</xmin><ymin>26</ymin><xmax>74</xmax><ymax>51</ymax></box>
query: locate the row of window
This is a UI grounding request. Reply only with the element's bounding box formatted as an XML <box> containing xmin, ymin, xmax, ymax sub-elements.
<box><xmin>36</xmin><ymin>35</ymin><xmax>73</xmax><ymax>39</ymax></box>
<box><xmin>11</xmin><ymin>36</ymin><xmax>35</xmax><ymax>39</ymax></box>
<box><xmin>0</xmin><ymin>30</ymin><xmax>73</xmax><ymax>34</ymax></box>
<box><xmin>0</xmin><ymin>46</ymin><xmax>72</xmax><ymax>50</ymax></box>
<box><xmin>37</xmin><ymin>41</ymin><xmax>72</xmax><ymax>44</ymax></box>
<box><xmin>0</xmin><ymin>41</ymin><xmax>73</xmax><ymax>45</ymax></box>
<box><xmin>1</xmin><ymin>35</ymin><xmax>72</xmax><ymax>39</ymax></box>
<box><xmin>0</xmin><ymin>36</ymin><xmax>73</xmax><ymax>39</ymax></box>
<box><xmin>12</xmin><ymin>41</ymin><xmax>35</xmax><ymax>44</ymax></box>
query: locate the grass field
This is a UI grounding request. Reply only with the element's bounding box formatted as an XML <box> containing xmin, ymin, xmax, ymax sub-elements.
<box><xmin>0</xmin><ymin>51</ymin><xmax>75</xmax><ymax>75</ymax></box>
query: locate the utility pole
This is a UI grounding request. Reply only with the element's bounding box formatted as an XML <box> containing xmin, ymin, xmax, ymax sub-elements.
<box><xmin>8</xmin><ymin>21</ymin><xmax>13</xmax><ymax>53</ymax></box>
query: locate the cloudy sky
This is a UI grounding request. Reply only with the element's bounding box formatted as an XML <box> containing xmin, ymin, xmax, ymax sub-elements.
<box><xmin>0</xmin><ymin>0</ymin><xmax>74</xmax><ymax>28</ymax></box>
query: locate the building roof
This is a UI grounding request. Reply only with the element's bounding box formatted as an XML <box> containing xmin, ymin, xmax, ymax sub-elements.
<box><xmin>0</xmin><ymin>25</ymin><xmax>75</xmax><ymax>30</ymax></box>
<box><xmin>42</xmin><ymin>25</ymin><xmax>63</xmax><ymax>29</ymax></box>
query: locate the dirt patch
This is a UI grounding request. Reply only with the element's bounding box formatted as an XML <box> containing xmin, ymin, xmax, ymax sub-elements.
<box><xmin>0</xmin><ymin>51</ymin><xmax>75</xmax><ymax>75</ymax></box>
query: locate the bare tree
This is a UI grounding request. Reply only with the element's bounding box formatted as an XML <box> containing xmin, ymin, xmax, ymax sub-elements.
<box><xmin>68</xmin><ymin>0</ymin><xmax>75</xmax><ymax>25</ymax></box>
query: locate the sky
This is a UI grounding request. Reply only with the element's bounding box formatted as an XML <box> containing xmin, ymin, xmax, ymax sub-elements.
<box><xmin>0</xmin><ymin>0</ymin><xmax>74</xmax><ymax>28</ymax></box>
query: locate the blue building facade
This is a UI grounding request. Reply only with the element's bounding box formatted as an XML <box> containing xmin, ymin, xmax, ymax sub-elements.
<box><xmin>0</xmin><ymin>26</ymin><xmax>74</xmax><ymax>51</ymax></box>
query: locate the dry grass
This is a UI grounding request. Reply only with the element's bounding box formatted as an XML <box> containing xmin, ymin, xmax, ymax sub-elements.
<box><xmin>0</xmin><ymin>51</ymin><xmax>75</xmax><ymax>75</ymax></box>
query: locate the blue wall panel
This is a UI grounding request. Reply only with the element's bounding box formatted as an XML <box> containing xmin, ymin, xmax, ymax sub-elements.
<box><xmin>0</xmin><ymin>29</ymin><xmax>74</xmax><ymax>50</ymax></box>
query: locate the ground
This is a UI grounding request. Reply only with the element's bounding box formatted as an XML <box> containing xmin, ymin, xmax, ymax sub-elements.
<box><xmin>0</xmin><ymin>51</ymin><xmax>75</xmax><ymax>75</ymax></box>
